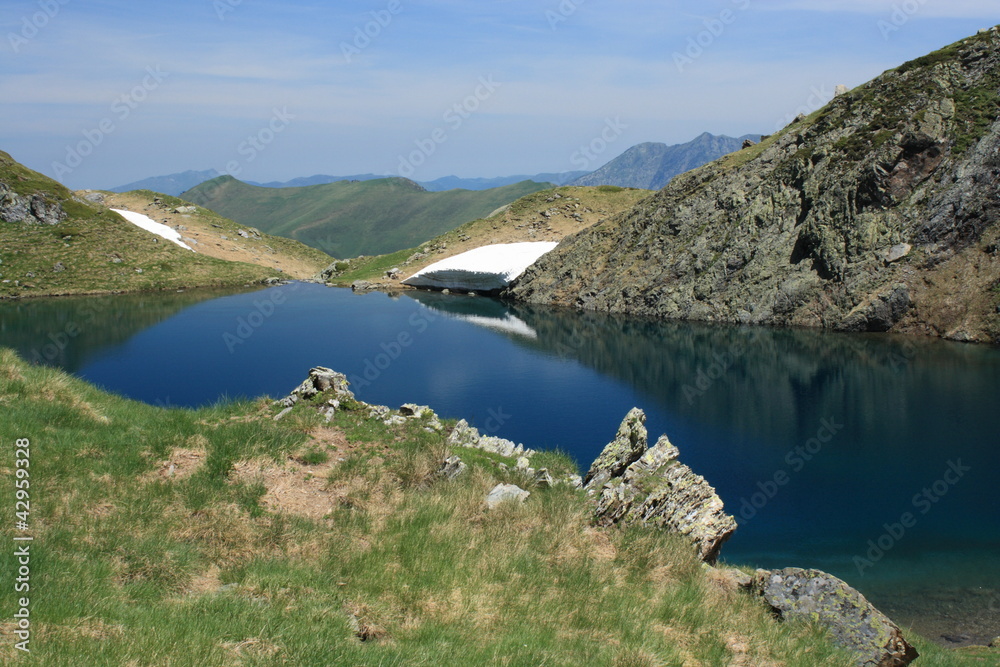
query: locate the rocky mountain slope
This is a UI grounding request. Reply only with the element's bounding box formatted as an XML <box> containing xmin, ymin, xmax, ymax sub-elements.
<box><xmin>182</xmin><ymin>176</ymin><xmax>550</xmax><ymax>258</ymax></box>
<box><xmin>0</xmin><ymin>150</ymin><xmax>331</xmax><ymax>298</ymax></box>
<box><xmin>510</xmin><ymin>29</ymin><xmax>1000</xmax><ymax>344</ymax></box>
<box><xmin>570</xmin><ymin>133</ymin><xmax>761</xmax><ymax>190</ymax></box>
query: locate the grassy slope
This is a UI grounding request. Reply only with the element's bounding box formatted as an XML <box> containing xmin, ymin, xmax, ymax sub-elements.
<box><xmin>331</xmin><ymin>185</ymin><xmax>652</xmax><ymax>286</ymax></box>
<box><xmin>102</xmin><ymin>190</ymin><xmax>334</xmax><ymax>280</ymax></box>
<box><xmin>1</xmin><ymin>350</ymin><xmax>994</xmax><ymax>665</ymax></box>
<box><xmin>182</xmin><ymin>176</ymin><xmax>552</xmax><ymax>259</ymax></box>
<box><xmin>0</xmin><ymin>151</ymin><xmax>294</xmax><ymax>299</ymax></box>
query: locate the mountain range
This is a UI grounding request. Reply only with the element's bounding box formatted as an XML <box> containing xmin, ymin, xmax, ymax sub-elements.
<box><xmin>106</xmin><ymin>132</ymin><xmax>760</xmax><ymax>196</ymax></box>
<box><xmin>181</xmin><ymin>176</ymin><xmax>551</xmax><ymax>258</ymax></box>
<box><xmin>111</xmin><ymin>170</ymin><xmax>586</xmax><ymax>197</ymax></box>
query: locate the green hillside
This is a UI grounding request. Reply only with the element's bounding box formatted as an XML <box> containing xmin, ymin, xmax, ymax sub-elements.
<box><xmin>182</xmin><ymin>176</ymin><xmax>552</xmax><ymax>258</ymax></box>
<box><xmin>0</xmin><ymin>150</ymin><xmax>297</xmax><ymax>299</ymax></box>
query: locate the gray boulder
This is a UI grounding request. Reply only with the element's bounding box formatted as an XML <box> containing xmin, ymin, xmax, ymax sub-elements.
<box><xmin>485</xmin><ymin>483</ymin><xmax>529</xmax><ymax>509</ymax></box>
<box><xmin>752</xmin><ymin>568</ymin><xmax>918</xmax><ymax>666</ymax></box>
<box><xmin>292</xmin><ymin>367</ymin><xmax>354</xmax><ymax>401</ymax></box>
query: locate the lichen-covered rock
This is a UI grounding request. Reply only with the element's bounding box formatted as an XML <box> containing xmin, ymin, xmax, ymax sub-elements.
<box><xmin>752</xmin><ymin>568</ymin><xmax>918</xmax><ymax>666</ymax></box>
<box><xmin>290</xmin><ymin>367</ymin><xmax>355</xmax><ymax>402</ymax></box>
<box><xmin>583</xmin><ymin>407</ymin><xmax>647</xmax><ymax>490</ymax></box>
<box><xmin>587</xmin><ymin>410</ymin><xmax>737</xmax><ymax>562</ymax></box>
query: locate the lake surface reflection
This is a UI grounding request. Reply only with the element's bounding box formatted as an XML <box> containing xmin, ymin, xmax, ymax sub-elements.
<box><xmin>2</xmin><ymin>282</ymin><xmax>997</xmax><ymax>644</ymax></box>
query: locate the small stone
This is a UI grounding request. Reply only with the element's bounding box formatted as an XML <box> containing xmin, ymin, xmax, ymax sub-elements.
<box><xmin>884</xmin><ymin>243</ymin><xmax>912</xmax><ymax>264</ymax></box>
<box><xmin>273</xmin><ymin>407</ymin><xmax>293</xmax><ymax>421</ymax></box>
<box><xmin>368</xmin><ymin>405</ymin><xmax>391</xmax><ymax>420</ymax></box>
<box><xmin>534</xmin><ymin>468</ymin><xmax>554</xmax><ymax>488</ymax></box>
<box><xmin>52</xmin><ymin>262</ymin><xmax>65</xmax><ymax>273</ymax></box>
<box><xmin>400</xmin><ymin>403</ymin><xmax>432</xmax><ymax>418</ymax></box>
<box><xmin>438</xmin><ymin>456</ymin><xmax>467</xmax><ymax>480</ymax></box>
<box><xmin>835</xmin><ymin>84</ymin><xmax>849</xmax><ymax>96</ymax></box>
<box><xmin>515</xmin><ymin>456</ymin><xmax>531</xmax><ymax>471</ymax></box>
<box><xmin>485</xmin><ymin>483</ymin><xmax>529</xmax><ymax>509</ymax></box>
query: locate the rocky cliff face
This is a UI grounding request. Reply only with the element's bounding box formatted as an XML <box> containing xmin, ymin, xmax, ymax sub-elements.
<box><xmin>0</xmin><ymin>182</ymin><xmax>67</xmax><ymax>225</ymax></box>
<box><xmin>509</xmin><ymin>29</ymin><xmax>1000</xmax><ymax>343</ymax></box>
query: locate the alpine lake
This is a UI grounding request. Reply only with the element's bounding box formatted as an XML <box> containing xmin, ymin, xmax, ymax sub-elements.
<box><xmin>2</xmin><ymin>281</ymin><xmax>998</xmax><ymax>647</ymax></box>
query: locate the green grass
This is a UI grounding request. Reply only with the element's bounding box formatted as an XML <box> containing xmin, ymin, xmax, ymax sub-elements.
<box><xmin>0</xmin><ymin>348</ymin><xmax>995</xmax><ymax>665</ymax></box>
<box><xmin>183</xmin><ymin>176</ymin><xmax>553</xmax><ymax>259</ymax></box>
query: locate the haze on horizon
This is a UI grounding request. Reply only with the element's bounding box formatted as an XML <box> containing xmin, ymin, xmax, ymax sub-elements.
<box><xmin>2</xmin><ymin>0</ymin><xmax>996</xmax><ymax>190</ymax></box>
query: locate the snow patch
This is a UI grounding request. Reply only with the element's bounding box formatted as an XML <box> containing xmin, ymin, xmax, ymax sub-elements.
<box><xmin>403</xmin><ymin>242</ymin><xmax>557</xmax><ymax>292</ymax></box>
<box><xmin>111</xmin><ymin>208</ymin><xmax>195</xmax><ymax>251</ymax></box>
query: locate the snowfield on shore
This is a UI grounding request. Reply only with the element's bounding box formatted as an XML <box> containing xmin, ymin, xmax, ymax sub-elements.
<box><xmin>112</xmin><ymin>208</ymin><xmax>195</xmax><ymax>251</ymax></box>
<box><xmin>403</xmin><ymin>242</ymin><xmax>557</xmax><ymax>292</ymax></box>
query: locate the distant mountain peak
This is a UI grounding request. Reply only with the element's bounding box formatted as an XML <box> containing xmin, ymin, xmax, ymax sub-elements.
<box><xmin>570</xmin><ymin>132</ymin><xmax>762</xmax><ymax>190</ymax></box>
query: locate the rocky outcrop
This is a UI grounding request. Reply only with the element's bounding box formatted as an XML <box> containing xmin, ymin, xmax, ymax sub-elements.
<box><xmin>509</xmin><ymin>30</ymin><xmax>1000</xmax><ymax>343</ymax></box>
<box><xmin>582</xmin><ymin>407</ymin><xmax>647</xmax><ymax>489</ymax></box>
<box><xmin>585</xmin><ymin>409</ymin><xmax>737</xmax><ymax>562</ymax></box>
<box><xmin>752</xmin><ymin>568</ymin><xmax>918</xmax><ymax>666</ymax></box>
<box><xmin>0</xmin><ymin>182</ymin><xmax>67</xmax><ymax>225</ymax></box>
<box><xmin>446</xmin><ymin>419</ymin><xmax>535</xmax><ymax>459</ymax></box>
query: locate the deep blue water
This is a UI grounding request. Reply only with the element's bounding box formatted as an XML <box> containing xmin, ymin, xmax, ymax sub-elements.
<box><xmin>2</xmin><ymin>282</ymin><xmax>998</xmax><ymax>643</ymax></box>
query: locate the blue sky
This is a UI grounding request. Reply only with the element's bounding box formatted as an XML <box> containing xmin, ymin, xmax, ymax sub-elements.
<box><xmin>2</xmin><ymin>0</ymin><xmax>997</xmax><ymax>189</ymax></box>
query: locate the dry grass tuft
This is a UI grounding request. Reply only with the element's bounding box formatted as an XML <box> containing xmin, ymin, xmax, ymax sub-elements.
<box><xmin>145</xmin><ymin>444</ymin><xmax>206</xmax><ymax>482</ymax></box>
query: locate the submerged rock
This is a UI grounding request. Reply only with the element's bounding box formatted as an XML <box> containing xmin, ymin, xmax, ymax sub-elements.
<box><xmin>587</xmin><ymin>409</ymin><xmax>737</xmax><ymax>563</ymax></box>
<box><xmin>751</xmin><ymin>568</ymin><xmax>918</xmax><ymax>666</ymax></box>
